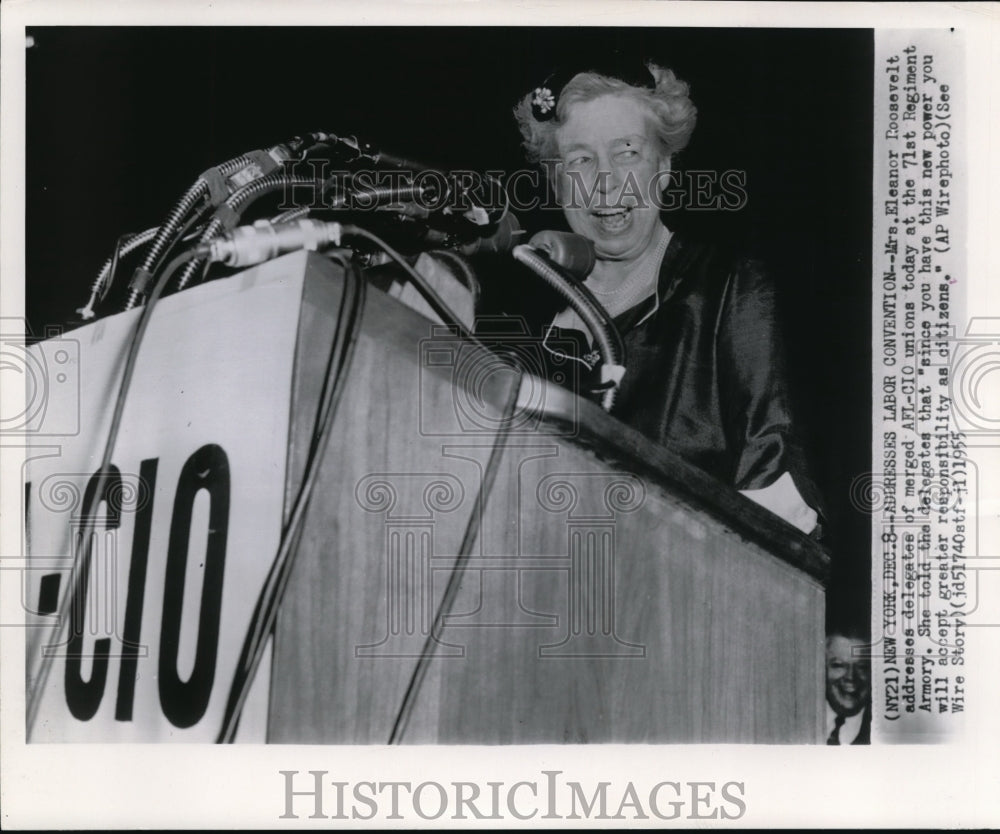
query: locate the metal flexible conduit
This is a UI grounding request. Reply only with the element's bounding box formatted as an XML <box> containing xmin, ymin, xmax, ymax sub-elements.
<box><xmin>78</xmin><ymin>226</ymin><xmax>159</xmax><ymax>320</ymax></box>
<box><xmin>123</xmin><ymin>154</ymin><xmax>256</xmax><ymax>310</ymax></box>
<box><xmin>512</xmin><ymin>244</ymin><xmax>625</xmax><ymax>412</ymax></box>
<box><xmin>269</xmin><ymin>206</ymin><xmax>312</xmax><ymax>224</ymax></box>
<box><xmin>173</xmin><ymin>173</ymin><xmax>331</xmax><ymax>292</ymax></box>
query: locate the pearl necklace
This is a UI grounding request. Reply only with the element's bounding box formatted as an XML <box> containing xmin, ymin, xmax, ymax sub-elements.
<box><xmin>586</xmin><ymin>225</ymin><xmax>671</xmax><ymax>318</ymax></box>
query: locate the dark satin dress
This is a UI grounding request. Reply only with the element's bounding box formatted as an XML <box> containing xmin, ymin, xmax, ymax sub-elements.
<box><xmin>530</xmin><ymin>230</ymin><xmax>821</xmax><ymax>512</ymax></box>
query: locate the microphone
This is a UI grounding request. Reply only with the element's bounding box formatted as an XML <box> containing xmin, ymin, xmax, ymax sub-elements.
<box><xmin>460</xmin><ymin>219</ymin><xmax>595</xmax><ymax>281</ymax></box>
<box><xmin>330</xmin><ymin>134</ymin><xmax>438</xmax><ymax>173</ymax></box>
<box><xmin>334</xmin><ymin>136</ymin><xmax>508</xmax><ymax>227</ymax></box>
<box><xmin>457</xmin><ymin>212</ymin><xmax>524</xmax><ymax>256</ymax></box>
<box><xmin>197</xmin><ymin>218</ymin><xmax>342</xmax><ymax>268</ymax></box>
<box><xmin>526</xmin><ymin>230</ymin><xmax>596</xmax><ymax>281</ymax></box>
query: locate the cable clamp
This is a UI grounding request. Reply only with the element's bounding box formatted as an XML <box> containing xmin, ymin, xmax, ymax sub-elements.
<box><xmin>127</xmin><ymin>266</ymin><xmax>153</xmax><ymax>295</ymax></box>
<box><xmin>199</xmin><ymin>166</ymin><xmax>230</xmax><ymax>206</ymax></box>
<box><xmin>212</xmin><ymin>202</ymin><xmax>242</xmax><ymax>231</ymax></box>
<box><xmin>601</xmin><ymin>363</ymin><xmax>626</xmax><ymax>386</ymax></box>
<box><xmin>228</xmin><ymin>149</ymin><xmax>282</xmax><ymax>190</ymax></box>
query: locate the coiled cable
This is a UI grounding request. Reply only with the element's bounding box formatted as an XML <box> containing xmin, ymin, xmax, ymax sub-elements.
<box><xmin>217</xmin><ymin>255</ymin><xmax>366</xmax><ymax>743</ymax></box>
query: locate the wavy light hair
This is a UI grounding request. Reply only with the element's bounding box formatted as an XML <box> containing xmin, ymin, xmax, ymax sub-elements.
<box><xmin>514</xmin><ymin>63</ymin><xmax>697</xmax><ymax>166</ymax></box>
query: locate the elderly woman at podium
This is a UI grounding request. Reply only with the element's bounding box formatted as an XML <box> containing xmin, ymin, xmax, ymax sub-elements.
<box><xmin>511</xmin><ymin>59</ymin><xmax>821</xmax><ymax>535</ymax></box>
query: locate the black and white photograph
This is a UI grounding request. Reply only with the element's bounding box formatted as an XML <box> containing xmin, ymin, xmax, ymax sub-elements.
<box><xmin>1</xmin><ymin>1</ymin><xmax>998</xmax><ymax>828</ymax></box>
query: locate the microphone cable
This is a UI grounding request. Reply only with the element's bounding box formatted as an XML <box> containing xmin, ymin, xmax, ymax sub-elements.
<box><xmin>386</xmin><ymin>378</ymin><xmax>521</xmax><ymax>744</ymax></box>
<box><xmin>340</xmin><ymin>225</ymin><xmax>477</xmax><ymax>343</ymax></box>
<box><xmin>78</xmin><ymin>227</ymin><xmax>158</xmax><ymax>320</ymax></box>
<box><xmin>213</xmin><ymin>223</ymin><xmax>517</xmax><ymax>741</ymax></box>
<box><xmin>216</xmin><ymin>255</ymin><xmax>366</xmax><ymax>743</ymax></box>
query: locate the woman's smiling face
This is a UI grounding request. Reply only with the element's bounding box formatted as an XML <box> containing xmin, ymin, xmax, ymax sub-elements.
<box><xmin>554</xmin><ymin>94</ymin><xmax>670</xmax><ymax>262</ymax></box>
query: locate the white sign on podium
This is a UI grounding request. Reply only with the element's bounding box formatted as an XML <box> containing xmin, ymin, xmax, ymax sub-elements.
<box><xmin>24</xmin><ymin>260</ymin><xmax>306</xmax><ymax>742</ymax></box>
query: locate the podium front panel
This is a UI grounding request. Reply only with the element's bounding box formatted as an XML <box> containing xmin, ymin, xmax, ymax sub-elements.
<box><xmin>268</xmin><ymin>257</ymin><xmax>826</xmax><ymax>744</ymax></box>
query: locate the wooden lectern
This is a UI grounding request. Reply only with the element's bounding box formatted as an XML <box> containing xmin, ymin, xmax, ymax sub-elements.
<box><xmin>25</xmin><ymin>250</ymin><xmax>827</xmax><ymax>744</ymax></box>
<box><xmin>270</xmin><ymin>253</ymin><xmax>829</xmax><ymax>744</ymax></box>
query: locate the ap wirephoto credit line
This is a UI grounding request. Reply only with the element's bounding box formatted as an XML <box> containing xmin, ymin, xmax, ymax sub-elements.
<box><xmin>872</xmin><ymin>29</ymin><xmax>969</xmax><ymax>743</ymax></box>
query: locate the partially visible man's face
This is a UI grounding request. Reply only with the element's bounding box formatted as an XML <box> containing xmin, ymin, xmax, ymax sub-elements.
<box><xmin>825</xmin><ymin>635</ymin><xmax>871</xmax><ymax>716</ymax></box>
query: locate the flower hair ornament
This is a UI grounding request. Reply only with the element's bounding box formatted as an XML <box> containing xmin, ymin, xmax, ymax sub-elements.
<box><xmin>528</xmin><ymin>55</ymin><xmax>657</xmax><ymax>122</ymax></box>
<box><xmin>531</xmin><ymin>86</ymin><xmax>557</xmax><ymax>119</ymax></box>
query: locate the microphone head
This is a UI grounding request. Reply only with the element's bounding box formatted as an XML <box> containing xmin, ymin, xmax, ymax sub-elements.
<box><xmin>527</xmin><ymin>230</ymin><xmax>596</xmax><ymax>280</ymax></box>
<box><xmin>459</xmin><ymin>212</ymin><xmax>524</xmax><ymax>256</ymax></box>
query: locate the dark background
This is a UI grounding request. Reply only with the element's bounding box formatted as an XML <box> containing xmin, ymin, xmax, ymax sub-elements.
<box><xmin>25</xmin><ymin>26</ymin><xmax>873</xmax><ymax>626</ymax></box>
